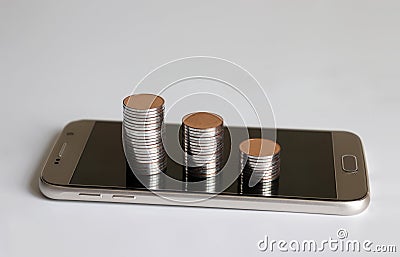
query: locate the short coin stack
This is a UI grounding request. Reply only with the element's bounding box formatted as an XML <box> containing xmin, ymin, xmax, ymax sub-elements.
<box><xmin>239</xmin><ymin>138</ymin><xmax>281</xmax><ymax>195</ymax></box>
<box><xmin>182</xmin><ymin>112</ymin><xmax>224</xmax><ymax>178</ymax></box>
<box><xmin>122</xmin><ymin>94</ymin><xmax>166</xmax><ymax>175</ymax></box>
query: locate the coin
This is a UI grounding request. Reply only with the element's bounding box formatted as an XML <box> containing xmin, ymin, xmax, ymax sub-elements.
<box><xmin>182</xmin><ymin>112</ymin><xmax>223</xmax><ymax>129</ymax></box>
<box><xmin>123</xmin><ymin>94</ymin><xmax>164</xmax><ymax>110</ymax></box>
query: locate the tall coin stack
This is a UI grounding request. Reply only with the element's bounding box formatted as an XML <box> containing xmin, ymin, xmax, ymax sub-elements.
<box><xmin>239</xmin><ymin>138</ymin><xmax>281</xmax><ymax>195</ymax></box>
<box><xmin>182</xmin><ymin>112</ymin><xmax>224</xmax><ymax>178</ymax></box>
<box><xmin>122</xmin><ymin>94</ymin><xmax>166</xmax><ymax>175</ymax></box>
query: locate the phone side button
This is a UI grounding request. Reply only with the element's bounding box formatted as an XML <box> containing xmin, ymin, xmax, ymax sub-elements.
<box><xmin>78</xmin><ymin>193</ymin><xmax>102</xmax><ymax>198</ymax></box>
<box><xmin>341</xmin><ymin>155</ymin><xmax>358</xmax><ymax>172</ymax></box>
<box><xmin>112</xmin><ymin>195</ymin><xmax>136</xmax><ymax>200</ymax></box>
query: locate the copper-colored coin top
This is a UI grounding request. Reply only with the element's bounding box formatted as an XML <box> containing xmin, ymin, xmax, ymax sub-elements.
<box><xmin>123</xmin><ymin>94</ymin><xmax>165</xmax><ymax>110</ymax></box>
<box><xmin>239</xmin><ymin>138</ymin><xmax>281</xmax><ymax>157</ymax></box>
<box><xmin>182</xmin><ymin>112</ymin><xmax>223</xmax><ymax>129</ymax></box>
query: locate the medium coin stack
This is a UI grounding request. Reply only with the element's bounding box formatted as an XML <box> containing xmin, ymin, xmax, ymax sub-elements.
<box><xmin>239</xmin><ymin>138</ymin><xmax>281</xmax><ymax>194</ymax></box>
<box><xmin>182</xmin><ymin>112</ymin><xmax>224</xmax><ymax>178</ymax></box>
<box><xmin>122</xmin><ymin>94</ymin><xmax>166</xmax><ymax>175</ymax></box>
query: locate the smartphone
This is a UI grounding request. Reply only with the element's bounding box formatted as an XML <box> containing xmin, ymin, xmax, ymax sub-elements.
<box><xmin>39</xmin><ymin>120</ymin><xmax>369</xmax><ymax>215</ymax></box>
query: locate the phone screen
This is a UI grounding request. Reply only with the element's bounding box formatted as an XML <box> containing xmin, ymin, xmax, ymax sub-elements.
<box><xmin>69</xmin><ymin>121</ymin><xmax>337</xmax><ymax>199</ymax></box>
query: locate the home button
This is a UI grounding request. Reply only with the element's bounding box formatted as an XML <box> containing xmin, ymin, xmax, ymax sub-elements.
<box><xmin>341</xmin><ymin>155</ymin><xmax>358</xmax><ymax>172</ymax></box>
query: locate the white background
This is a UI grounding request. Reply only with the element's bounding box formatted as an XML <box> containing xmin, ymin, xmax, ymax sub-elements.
<box><xmin>1</xmin><ymin>1</ymin><xmax>399</xmax><ymax>256</ymax></box>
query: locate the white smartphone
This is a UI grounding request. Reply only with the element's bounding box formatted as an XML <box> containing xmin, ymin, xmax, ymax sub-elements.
<box><xmin>39</xmin><ymin>120</ymin><xmax>370</xmax><ymax>215</ymax></box>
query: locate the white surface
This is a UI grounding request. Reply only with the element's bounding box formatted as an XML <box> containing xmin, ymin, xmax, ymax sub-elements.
<box><xmin>1</xmin><ymin>1</ymin><xmax>399</xmax><ymax>256</ymax></box>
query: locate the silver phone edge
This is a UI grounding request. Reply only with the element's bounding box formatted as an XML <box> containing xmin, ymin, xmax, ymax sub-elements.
<box><xmin>39</xmin><ymin>177</ymin><xmax>369</xmax><ymax>216</ymax></box>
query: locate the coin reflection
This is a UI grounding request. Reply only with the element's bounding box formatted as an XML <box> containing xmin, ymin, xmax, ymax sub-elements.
<box><xmin>185</xmin><ymin>171</ymin><xmax>221</xmax><ymax>193</ymax></box>
<box><xmin>239</xmin><ymin>172</ymin><xmax>279</xmax><ymax>196</ymax></box>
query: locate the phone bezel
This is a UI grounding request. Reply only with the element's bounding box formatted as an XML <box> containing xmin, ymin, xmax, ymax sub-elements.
<box><xmin>40</xmin><ymin>120</ymin><xmax>370</xmax><ymax>214</ymax></box>
<box><xmin>332</xmin><ymin>131</ymin><xmax>369</xmax><ymax>201</ymax></box>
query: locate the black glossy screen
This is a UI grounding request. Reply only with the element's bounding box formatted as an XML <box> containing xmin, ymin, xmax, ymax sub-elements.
<box><xmin>70</xmin><ymin>121</ymin><xmax>336</xmax><ymax>199</ymax></box>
